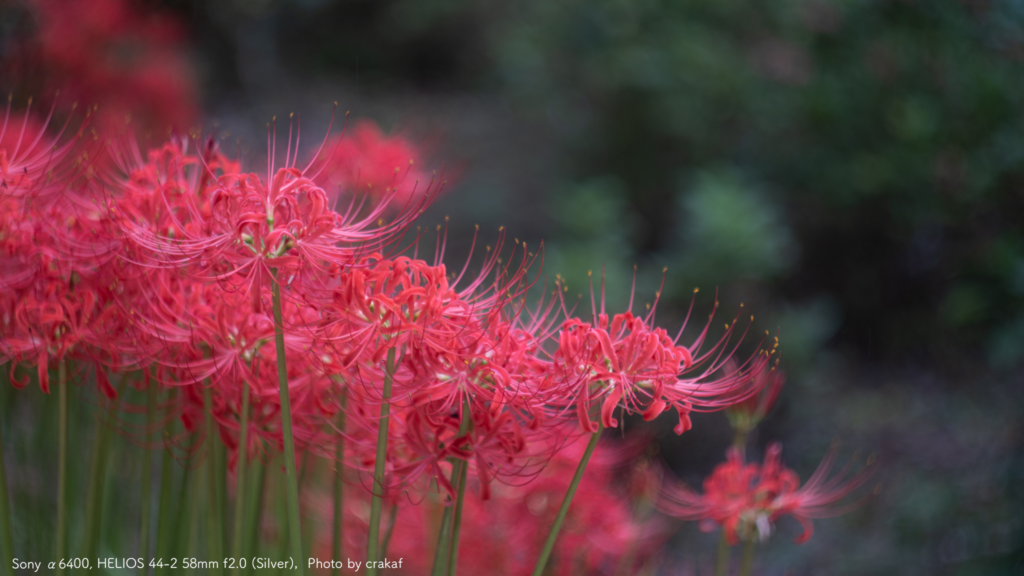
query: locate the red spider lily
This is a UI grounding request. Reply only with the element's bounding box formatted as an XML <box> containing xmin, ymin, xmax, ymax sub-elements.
<box><xmin>658</xmin><ymin>442</ymin><xmax>878</xmax><ymax>545</ymax></box>
<box><xmin>120</xmin><ymin>268</ymin><xmax>337</xmax><ymax>461</ymax></box>
<box><xmin>314</xmin><ymin>230</ymin><xmax>561</xmax><ymax>502</ymax></box>
<box><xmin>0</xmin><ymin>112</ymin><xmax>131</xmax><ymax>394</ymax></box>
<box><xmin>108</xmin><ymin>124</ymin><xmax>434</xmax><ymax>311</ymax></box>
<box><xmin>547</xmin><ymin>273</ymin><xmax>772</xmax><ymax>435</ymax></box>
<box><xmin>317</xmin><ymin>227</ymin><xmax>544</xmax><ymax>404</ymax></box>
<box><xmin>315</xmin><ymin>120</ymin><xmax>434</xmax><ymax>208</ymax></box>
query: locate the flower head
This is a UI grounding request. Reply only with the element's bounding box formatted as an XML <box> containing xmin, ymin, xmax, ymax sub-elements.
<box><xmin>315</xmin><ymin>120</ymin><xmax>435</xmax><ymax>208</ymax></box>
<box><xmin>658</xmin><ymin>441</ymin><xmax>878</xmax><ymax>545</ymax></box>
<box><xmin>547</xmin><ymin>271</ymin><xmax>773</xmax><ymax>435</ymax></box>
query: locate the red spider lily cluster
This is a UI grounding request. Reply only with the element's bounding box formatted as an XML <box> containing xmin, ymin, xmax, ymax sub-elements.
<box><xmin>0</xmin><ymin>91</ymin><xmax>771</xmax><ymax>565</ymax></box>
<box><xmin>0</xmin><ymin>102</ymin><xmax>772</xmax><ymax>480</ymax></box>
<box><xmin>0</xmin><ymin>1</ymin><xmax>877</xmax><ymax>573</ymax></box>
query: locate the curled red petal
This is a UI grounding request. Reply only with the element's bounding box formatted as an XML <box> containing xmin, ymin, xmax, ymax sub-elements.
<box><xmin>601</xmin><ymin>386</ymin><xmax>622</xmax><ymax>429</ymax></box>
<box><xmin>674</xmin><ymin>405</ymin><xmax>693</xmax><ymax>435</ymax></box>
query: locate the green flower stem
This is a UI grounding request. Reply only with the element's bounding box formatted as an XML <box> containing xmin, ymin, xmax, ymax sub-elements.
<box><xmin>380</xmin><ymin>502</ymin><xmax>398</xmax><ymax>560</ymax></box>
<box><xmin>244</xmin><ymin>455</ymin><xmax>266</xmax><ymax>573</ymax></box>
<box><xmin>733</xmin><ymin>428</ymin><xmax>748</xmax><ymax>459</ymax></box>
<box><xmin>172</xmin><ymin>451</ymin><xmax>195</xmax><ymax>562</ymax></box>
<box><xmin>445</xmin><ymin>399</ymin><xmax>474</xmax><ymax>576</ymax></box>
<box><xmin>271</xmin><ymin>268</ymin><xmax>304</xmax><ymax>574</ymax></box>
<box><xmin>530</xmin><ymin>423</ymin><xmax>604</xmax><ymax>576</ymax></box>
<box><xmin>332</xmin><ymin>392</ymin><xmax>346</xmax><ymax>576</ymax></box>
<box><xmin>444</xmin><ymin>455</ymin><xmax>469</xmax><ymax>576</ymax></box>
<box><xmin>230</xmin><ymin>379</ymin><xmax>251</xmax><ymax>576</ymax></box>
<box><xmin>715</xmin><ymin>532</ymin><xmax>729</xmax><ymax>576</ymax></box>
<box><xmin>429</xmin><ymin>502</ymin><xmax>453</xmax><ymax>576</ymax></box>
<box><xmin>80</xmin><ymin>376</ymin><xmax>124</xmax><ymax>560</ymax></box>
<box><xmin>55</xmin><ymin>361</ymin><xmax>67</xmax><ymax>575</ymax></box>
<box><xmin>186</xmin><ymin>472</ymin><xmax>201</xmax><ymax>576</ymax></box>
<box><xmin>738</xmin><ymin>539</ymin><xmax>756</xmax><ymax>576</ymax></box>
<box><xmin>203</xmin><ymin>385</ymin><xmax>224</xmax><ymax>576</ymax></box>
<box><xmin>216</xmin><ymin>433</ymin><xmax>228</xmax><ymax>548</ymax></box>
<box><xmin>0</xmin><ymin>364</ymin><xmax>14</xmax><ymax>576</ymax></box>
<box><xmin>139</xmin><ymin>376</ymin><xmax>157</xmax><ymax>571</ymax></box>
<box><xmin>154</xmin><ymin>435</ymin><xmax>176</xmax><ymax>576</ymax></box>
<box><xmin>366</xmin><ymin>347</ymin><xmax>397</xmax><ymax>576</ymax></box>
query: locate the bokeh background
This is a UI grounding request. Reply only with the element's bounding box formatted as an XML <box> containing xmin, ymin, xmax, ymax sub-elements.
<box><xmin>3</xmin><ymin>0</ymin><xmax>1024</xmax><ymax>574</ymax></box>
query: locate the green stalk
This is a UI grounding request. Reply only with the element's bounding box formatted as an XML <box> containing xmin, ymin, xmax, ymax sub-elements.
<box><xmin>203</xmin><ymin>385</ymin><xmax>223</xmax><ymax>575</ymax></box>
<box><xmin>429</xmin><ymin>503</ymin><xmax>453</xmax><ymax>576</ymax></box>
<box><xmin>379</xmin><ymin>502</ymin><xmax>398</xmax><ymax>560</ymax></box>
<box><xmin>231</xmin><ymin>380</ymin><xmax>251</xmax><ymax>576</ymax></box>
<box><xmin>365</xmin><ymin>346</ymin><xmax>397</xmax><ymax>576</ymax></box>
<box><xmin>715</xmin><ymin>532</ymin><xmax>729</xmax><ymax>576</ymax></box>
<box><xmin>272</xmin><ymin>461</ymin><xmax>289</xmax><ymax>576</ymax></box>
<box><xmin>154</xmin><ymin>439</ymin><xmax>175</xmax><ymax>576</ymax></box>
<box><xmin>216</xmin><ymin>432</ymin><xmax>228</xmax><ymax>548</ymax></box>
<box><xmin>271</xmin><ymin>268</ymin><xmax>304</xmax><ymax>573</ymax></box>
<box><xmin>140</xmin><ymin>378</ymin><xmax>157</xmax><ymax>572</ymax></box>
<box><xmin>445</xmin><ymin>455</ymin><xmax>469</xmax><ymax>576</ymax></box>
<box><xmin>733</xmin><ymin>428</ymin><xmax>748</xmax><ymax>460</ymax></box>
<box><xmin>738</xmin><ymin>539</ymin><xmax>755</xmax><ymax>576</ymax></box>
<box><xmin>0</xmin><ymin>364</ymin><xmax>14</xmax><ymax>575</ymax></box>
<box><xmin>332</xmin><ymin>393</ymin><xmax>346</xmax><ymax>576</ymax></box>
<box><xmin>431</xmin><ymin>400</ymin><xmax>473</xmax><ymax>576</ymax></box>
<box><xmin>530</xmin><ymin>423</ymin><xmax>603</xmax><ymax>576</ymax></box>
<box><xmin>55</xmin><ymin>361</ymin><xmax>67</xmax><ymax>575</ymax></box>
<box><xmin>187</xmin><ymin>471</ymin><xmax>201</xmax><ymax>576</ymax></box>
<box><xmin>445</xmin><ymin>399</ymin><xmax>473</xmax><ymax>576</ymax></box>
<box><xmin>171</xmin><ymin>452</ymin><xmax>194</xmax><ymax>565</ymax></box>
<box><xmin>244</xmin><ymin>455</ymin><xmax>266</xmax><ymax>572</ymax></box>
<box><xmin>80</xmin><ymin>376</ymin><xmax>123</xmax><ymax>560</ymax></box>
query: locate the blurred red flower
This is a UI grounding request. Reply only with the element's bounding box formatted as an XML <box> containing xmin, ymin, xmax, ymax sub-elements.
<box><xmin>658</xmin><ymin>442</ymin><xmax>877</xmax><ymax>545</ymax></box>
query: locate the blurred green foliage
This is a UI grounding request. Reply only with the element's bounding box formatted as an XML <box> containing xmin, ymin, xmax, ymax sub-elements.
<box><xmin>484</xmin><ymin>0</ymin><xmax>1024</xmax><ymax>367</ymax></box>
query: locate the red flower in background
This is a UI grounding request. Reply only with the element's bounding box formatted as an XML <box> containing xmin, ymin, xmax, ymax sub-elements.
<box><xmin>9</xmin><ymin>0</ymin><xmax>198</xmax><ymax>133</ymax></box>
<box><xmin>316</xmin><ymin>120</ymin><xmax>436</xmax><ymax>207</ymax></box>
<box><xmin>658</xmin><ymin>442</ymin><xmax>878</xmax><ymax>545</ymax></box>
